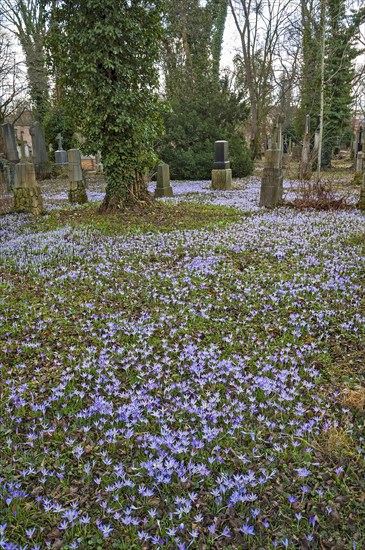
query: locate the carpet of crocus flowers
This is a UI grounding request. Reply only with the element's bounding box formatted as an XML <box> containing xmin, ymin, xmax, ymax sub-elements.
<box><xmin>1</xmin><ymin>177</ymin><xmax>365</xmax><ymax>549</ymax></box>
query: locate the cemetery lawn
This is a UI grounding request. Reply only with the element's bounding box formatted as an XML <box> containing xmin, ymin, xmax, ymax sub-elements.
<box><xmin>1</xmin><ymin>180</ymin><xmax>365</xmax><ymax>549</ymax></box>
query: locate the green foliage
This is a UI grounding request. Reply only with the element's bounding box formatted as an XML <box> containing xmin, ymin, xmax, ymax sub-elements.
<box><xmin>43</xmin><ymin>105</ymin><xmax>76</xmax><ymax>151</ymax></box>
<box><xmin>160</xmin><ymin>0</ymin><xmax>252</xmax><ymax>180</ymax></box>
<box><xmin>51</xmin><ymin>0</ymin><xmax>165</xmax><ymax>207</ymax></box>
<box><xmin>295</xmin><ymin>0</ymin><xmax>322</xmax><ymax>139</ymax></box>
<box><xmin>296</xmin><ymin>0</ymin><xmax>363</xmax><ymax>167</ymax></box>
<box><xmin>159</xmin><ymin>72</ymin><xmax>252</xmax><ymax>180</ymax></box>
<box><xmin>229</xmin><ymin>132</ymin><xmax>253</xmax><ymax>178</ymax></box>
<box><xmin>322</xmin><ymin>0</ymin><xmax>359</xmax><ymax>167</ymax></box>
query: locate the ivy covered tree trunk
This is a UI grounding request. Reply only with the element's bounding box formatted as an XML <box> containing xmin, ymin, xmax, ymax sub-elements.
<box><xmin>52</xmin><ymin>0</ymin><xmax>164</xmax><ymax>212</ymax></box>
<box><xmin>294</xmin><ymin>0</ymin><xmax>322</xmax><ymax>143</ymax></box>
<box><xmin>22</xmin><ymin>35</ymin><xmax>49</xmax><ymax>123</ymax></box>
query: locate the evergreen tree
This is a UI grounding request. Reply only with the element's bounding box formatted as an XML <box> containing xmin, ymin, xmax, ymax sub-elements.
<box><xmin>322</xmin><ymin>0</ymin><xmax>359</xmax><ymax>166</ymax></box>
<box><xmin>52</xmin><ymin>0</ymin><xmax>164</xmax><ymax>211</ymax></box>
<box><xmin>295</xmin><ymin>0</ymin><xmax>322</xmax><ymax>140</ymax></box>
<box><xmin>160</xmin><ymin>0</ymin><xmax>252</xmax><ymax>179</ymax></box>
<box><xmin>296</xmin><ymin>0</ymin><xmax>364</xmax><ymax>167</ymax></box>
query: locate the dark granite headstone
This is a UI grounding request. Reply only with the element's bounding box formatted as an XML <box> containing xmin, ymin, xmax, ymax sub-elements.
<box><xmin>358</xmin><ymin>127</ymin><xmax>363</xmax><ymax>153</ymax></box>
<box><xmin>30</xmin><ymin>122</ymin><xmax>50</xmax><ymax>178</ymax></box>
<box><xmin>214</xmin><ymin>141</ymin><xmax>230</xmax><ymax>169</ymax></box>
<box><xmin>1</xmin><ymin>123</ymin><xmax>19</xmax><ymax>163</ymax></box>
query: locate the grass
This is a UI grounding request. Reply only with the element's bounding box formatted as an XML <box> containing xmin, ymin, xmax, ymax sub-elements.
<box><xmin>1</xmin><ymin>180</ymin><xmax>365</xmax><ymax>549</ymax></box>
<box><xmin>31</xmin><ymin>201</ymin><xmax>243</xmax><ymax>236</ymax></box>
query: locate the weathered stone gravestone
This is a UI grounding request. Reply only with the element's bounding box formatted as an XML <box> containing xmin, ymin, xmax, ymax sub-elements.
<box><xmin>13</xmin><ymin>144</ymin><xmax>43</xmax><ymax>216</ymax></box>
<box><xmin>55</xmin><ymin>133</ymin><xmax>68</xmax><ymax>168</ymax></box>
<box><xmin>259</xmin><ymin>149</ymin><xmax>283</xmax><ymax>208</ymax></box>
<box><xmin>95</xmin><ymin>151</ymin><xmax>103</xmax><ymax>175</ymax></box>
<box><xmin>356</xmin><ymin>151</ymin><xmax>364</xmax><ymax>174</ymax></box>
<box><xmin>30</xmin><ymin>122</ymin><xmax>50</xmax><ymax>179</ymax></box>
<box><xmin>259</xmin><ymin>117</ymin><xmax>283</xmax><ymax>208</ymax></box>
<box><xmin>67</xmin><ymin>149</ymin><xmax>88</xmax><ymax>204</ymax></box>
<box><xmin>211</xmin><ymin>141</ymin><xmax>232</xmax><ymax>190</ymax></box>
<box><xmin>155</xmin><ymin>163</ymin><xmax>173</xmax><ymax>198</ymax></box>
<box><xmin>359</xmin><ymin>171</ymin><xmax>365</xmax><ymax>211</ymax></box>
<box><xmin>1</xmin><ymin>123</ymin><xmax>20</xmax><ymax>191</ymax></box>
<box><xmin>2</xmin><ymin>123</ymin><xmax>19</xmax><ymax>163</ymax></box>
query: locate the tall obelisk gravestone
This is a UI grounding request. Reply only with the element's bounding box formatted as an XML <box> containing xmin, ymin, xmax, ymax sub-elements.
<box><xmin>259</xmin><ymin>116</ymin><xmax>283</xmax><ymax>208</ymax></box>
<box><xmin>1</xmin><ymin>123</ymin><xmax>19</xmax><ymax>190</ymax></box>
<box><xmin>13</xmin><ymin>133</ymin><xmax>43</xmax><ymax>215</ymax></box>
<box><xmin>155</xmin><ymin>163</ymin><xmax>173</xmax><ymax>197</ymax></box>
<box><xmin>30</xmin><ymin>122</ymin><xmax>51</xmax><ymax>179</ymax></box>
<box><xmin>67</xmin><ymin>149</ymin><xmax>88</xmax><ymax>204</ymax></box>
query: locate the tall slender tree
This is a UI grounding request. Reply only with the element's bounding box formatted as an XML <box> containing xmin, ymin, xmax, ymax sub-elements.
<box><xmin>322</xmin><ymin>0</ymin><xmax>361</xmax><ymax>165</ymax></box>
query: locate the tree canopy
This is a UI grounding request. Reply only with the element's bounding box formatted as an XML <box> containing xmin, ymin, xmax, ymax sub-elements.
<box><xmin>50</xmin><ymin>0</ymin><xmax>165</xmax><ymax>210</ymax></box>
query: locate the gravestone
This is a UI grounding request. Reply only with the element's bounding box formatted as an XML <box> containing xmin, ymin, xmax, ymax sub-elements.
<box><xmin>358</xmin><ymin>127</ymin><xmax>363</xmax><ymax>153</ymax></box>
<box><xmin>55</xmin><ymin>133</ymin><xmax>68</xmax><ymax>168</ymax></box>
<box><xmin>260</xmin><ymin>115</ymin><xmax>284</xmax><ymax>208</ymax></box>
<box><xmin>30</xmin><ymin>122</ymin><xmax>50</xmax><ymax>179</ymax></box>
<box><xmin>155</xmin><ymin>163</ymin><xmax>173</xmax><ymax>197</ymax></box>
<box><xmin>2</xmin><ymin>123</ymin><xmax>19</xmax><ymax>163</ymax></box>
<box><xmin>96</xmin><ymin>151</ymin><xmax>104</xmax><ymax>175</ymax></box>
<box><xmin>259</xmin><ymin>148</ymin><xmax>283</xmax><ymax>208</ymax></box>
<box><xmin>356</xmin><ymin>151</ymin><xmax>364</xmax><ymax>174</ymax></box>
<box><xmin>67</xmin><ymin>149</ymin><xmax>87</xmax><ymax>204</ymax></box>
<box><xmin>359</xmin><ymin>171</ymin><xmax>365</xmax><ymax>211</ymax></box>
<box><xmin>211</xmin><ymin>140</ymin><xmax>232</xmax><ymax>190</ymax></box>
<box><xmin>13</xmin><ymin>161</ymin><xmax>43</xmax><ymax>216</ymax></box>
<box><xmin>1</xmin><ymin>123</ymin><xmax>19</xmax><ymax>191</ymax></box>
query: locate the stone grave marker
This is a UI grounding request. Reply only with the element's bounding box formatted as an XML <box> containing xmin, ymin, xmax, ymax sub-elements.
<box><xmin>356</xmin><ymin>151</ymin><xmax>364</xmax><ymax>175</ymax></box>
<box><xmin>211</xmin><ymin>140</ymin><xmax>233</xmax><ymax>190</ymax></box>
<box><xmin>359</xmin><ymin>170</ymin><xmax>365</xmax><ymax>211</ymax></box>
<box><xmin>2</xmin><ymin>123</ymin><xmax>19</xmax><ymax>163</ymax></box>
<box><xmin>13</xmin><ymin>157</ymin><xmax>43</xmax><ymax>216</ymax></box>
<box><xmin>1</xmin><ymin>123</ymin><xmax>19</xmax><ymax>191</ymax></box>
<box><xmin>95</xmin><ymin>151</ymin><xmax>104</xmax><ymax>174</ymax></box>
<box><xmin>155</xmin><ymin>163</ymin><xmax>173</xmax><ymax>197</ymax></box>
<box><xmin>30</xmin><ymin>122</ymin><xmax>50</xmax><ymax>179</ymax></box>
<box><xmin>55</xmin><ymin>133</ymin><xmax>68</xmax><ymax>168</ymax></box>
<box><xmin>259</xmin><ymin>148</ymin><xmax>283</xmax><ymax>208</ymax></box>
<box><xmin>260</xmin><ymin>116</ymin><xmax>283</xmax><ymax>208</ymax></box>
<box><xmin>67</xmin><ymin>149</ymin><xmax>88</xmax><ymax>203</ymax></box>
<box><xmin>358</xmin><ymin>126</ymin><xmax>363</xmax><ymax>153</ymax></box>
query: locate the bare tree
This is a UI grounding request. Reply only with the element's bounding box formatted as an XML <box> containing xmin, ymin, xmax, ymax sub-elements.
<box><xmin>229</xmin><ymin>0</ymin><xmax>300</xmax><ymax>157</ymax></box>
<box><xmin>0</xmin><ymin>0</ymin><xmax>50</xmax><ymax>122</ymax></box>
<box><xmin>0</xmin><ymin>29</ymin><xmax>27</xmax><ymax>122</ymax></box>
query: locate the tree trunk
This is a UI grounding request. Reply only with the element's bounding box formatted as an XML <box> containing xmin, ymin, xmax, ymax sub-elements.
<box><xmin>99</xmin><ymin>170</ymin><xmax>154</xmax><ymax>213</ymax></box>
<box><xmin>21</xmin><ymin>35</ymin><xmax>49</xmax><ymax>122</ymax></box>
